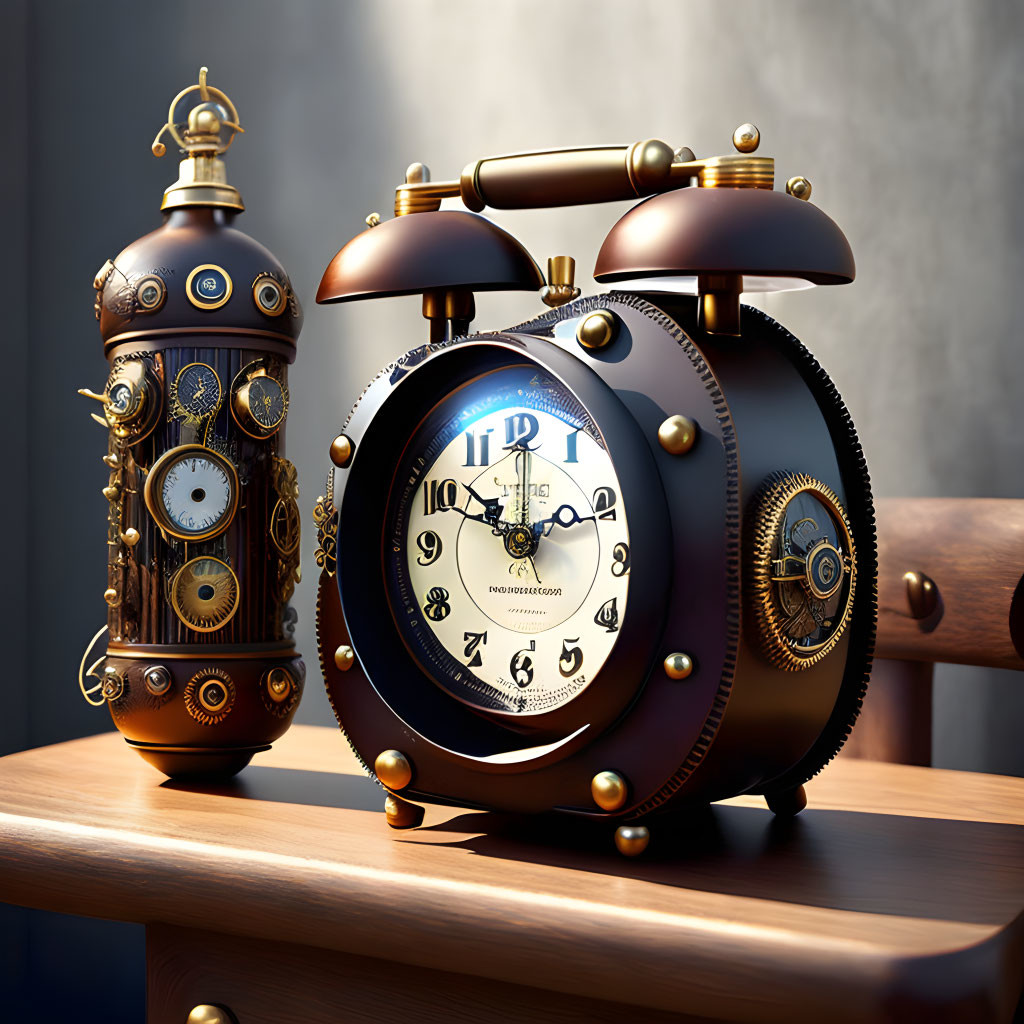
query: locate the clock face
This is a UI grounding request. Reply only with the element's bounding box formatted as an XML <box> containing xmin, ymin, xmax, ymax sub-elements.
<box><xmin>146</xmin><ymin>446</ymin><xmax>238</xmax><ymax>541</ymax></box>
<box><xmin>248</xmin><ymin>374</ymin><xmax>287</xmax><ymax>430</ymax></box>
<box><xmin>173</xmin><ymin>362</ymin><xmax>222</xmax><ymax>421</ymax></box>
<box><xmin>387</xmin><ymin>365</ymin><xmax>630</xmax><ymax>716</ymax></box>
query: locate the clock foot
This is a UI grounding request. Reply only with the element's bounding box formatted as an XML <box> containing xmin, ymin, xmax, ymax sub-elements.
<box><xmin>613</xmin><ymin>824</ymin><xmax>650</xmax><ymax>857</ymax></box>
<box><xmin>385</xmin><ymin>793</ymin><xmax>425</xmax><ymax>829</ymax></box>
<box><xmin>764</xmin><ymin>784</ymin><xmax>807</xmax><ymax>818</ymax></box>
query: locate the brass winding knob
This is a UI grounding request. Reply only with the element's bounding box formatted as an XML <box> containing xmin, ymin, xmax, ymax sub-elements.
<box><xmin>541</xmin><ymin>256</ymin><xmax>581</xmax><ymax>308</ymax></box>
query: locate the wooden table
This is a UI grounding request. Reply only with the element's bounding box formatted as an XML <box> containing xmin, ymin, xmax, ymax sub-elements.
<box><xmin>1</xmin><ymin>726</ymin><xmax>1022</xmax><ymax>1023</ymax></box>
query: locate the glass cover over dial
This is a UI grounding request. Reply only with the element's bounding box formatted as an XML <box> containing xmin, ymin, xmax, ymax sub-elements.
<box><xmin>387</xmin><ymin>365</ymin><xmax>630</xmax><ymax>716</ymax></box>
<box><xmin>145</xmin><ymin>445</ymin><xmax>238</xmax><ymax>542</ymax></box>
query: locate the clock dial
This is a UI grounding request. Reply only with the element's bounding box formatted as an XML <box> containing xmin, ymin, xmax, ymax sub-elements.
<box><xmin>248</xmin><ymin>374</ymin><xmax>287</xmax><ymax>430</ymax></box>
<box><xmin>387</xmin><ymin>365</ymin><xmax>630</xmax><ymax>716</ymax></box>
<box><xmin>172</xmin><ymin>362</ymin><xmax>222</xmax><ymax>422</ymax></box>
<box><xmin>231</xmin><ymin>361</ymin><xmax>289</xmax><ymax>438</ymax></box>
<box><xmin>171</xmin><ymin>557</ymin><xmax>240</xmax><ymax>633</ymax></box>
<box><xmin>144</xmin><ymin>445</ymin><xmax>239</xmax><ymax>542</ymax></box>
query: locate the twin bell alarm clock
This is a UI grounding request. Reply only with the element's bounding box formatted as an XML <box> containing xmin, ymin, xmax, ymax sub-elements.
<box><xmin>314</xmin><ymin>126</ymin><xmax>875</xmax><ymax>854</ymax></box>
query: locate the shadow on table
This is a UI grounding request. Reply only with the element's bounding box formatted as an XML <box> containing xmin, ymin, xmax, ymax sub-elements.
<box><xmin>162</xmin><ymin>765</ymin><xmax>384</xmax><ymax>813</ymax></box>
<box><xmin>402</xmin><ymin>801</ymin><xmax>1024</xmax><ymax>927</ymax></box>
<box><xmin>160</xmin><ymin>762</ymin><xmax>1024</xmax><ymax>927</ymax></box>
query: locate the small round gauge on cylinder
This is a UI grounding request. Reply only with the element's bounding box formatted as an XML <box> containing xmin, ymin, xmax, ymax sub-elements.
<box><xmin>171</xmin><ymin>362</ymin><xmax>223</xmax><ymax>423</ymax></box>
<box><xmin>231</xmin><ymin>361</ymin><xmax>289</xmax><ymax>438</ymax></box>
<box><xmin>171</xmin><ymin>558</ymin><xmax>240</xmax><ymax>633</ymax></box>
<box><xmin>144</xmin><ymin>444</ymin><xmax>239</xmax><ymax>542</ymax></box>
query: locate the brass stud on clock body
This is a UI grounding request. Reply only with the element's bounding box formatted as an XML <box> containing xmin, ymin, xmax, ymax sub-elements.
<box><xmin>334</xmin><ymin>645</ymin><xmax>355</xmax><ymax>671</ymax></box>
<box><xmin>576</xmin><ymin>309</ymin><xmax>619</xmax><ymax>351</ymax></box>
<box><xmin>664</xmin><ymin>653</ymin><xmax>694</xmax><ymax>679</ymax></box>
<box><xmin>614</xmin><ymin>825</ymin><xmax>650</xmax><ymax>857</ymax></box>
<box><xmin>732</xmin><ymin>123</ymin><xmax>760</xmax><ymax>153</ymax></box>
<box><xmin>658</xmin><ymin>415</ymin><xmax>698</xmax><ymax>455</ymax></box>
<box><xmin>330</xmin><ymin>434</ymin><xmax>354</xmax><ymax>468</ymax></box>
<box><xmin>786</xmin><ymin>175</ymin><xmax>812</xmax><ymax>201</ymax></box>
<box><xmin>120</xmin><ymin>528</ymin><xmax>140</xmax><ymax>547</ymax></box>
<box><xmin>591</xmin><ymin>770</ymin><xmax>628</xmax><ymax>812</ymax></box>
<box><xmin>375</xmin><ymin>749</ymin><xmax>413</xmax><ymax>790</ymax></box>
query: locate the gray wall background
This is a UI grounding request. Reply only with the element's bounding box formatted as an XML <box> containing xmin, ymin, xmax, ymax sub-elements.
<box><xmin>3</xmin><ymin>1</ymin><xmax>1022</xmax><ymax>1019</ymax></box>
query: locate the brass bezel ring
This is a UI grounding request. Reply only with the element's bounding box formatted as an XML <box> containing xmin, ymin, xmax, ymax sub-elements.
<box><xmin>185</xmin><ymin>264</ymin><xmax>233</xmax><ymax>310</ymax></box>
<box><xmin>170</xmin><ymin>362</ymin><xmax>224</xmax><ymax>424</ymax></box>
<box><xmin>134</xmin><ymin>274</ymin><xmax>167</xmax><ymax>313</ymax></box>
<box><xmin>184</xmin><ymin>667</ymin><xmax>236</xmax><ymax>725</ymax></box>
<box><xmin>261</xmin><ymin>666</ymin><xmax>300</xmax><ymax>718</ymax></box>
<box><xmin>270</xmin><ymin>495</ymin><xmax>301</xmax><ymax>558</ymax></box>
<box><xmin>143</xmin><ymin>444</ymin><xmax>239</xmax><ymax>543</ymax></box>
<box><xmin>252</xmin><ymin>274</ymin><xmax>288</xmax><ymax>317</ymax></box>
<box><xmin>749</xmin><ymin>472</ymin><xmax>856</xmax><ymax>671</ymax></box>
<box><xmin>170</xmin><ymin>556</ymin><xmax>241</xmax><ymax>635</ymax></box>
<box><xmin>230</xmin><ymin>360</ymin><xmax>289</xmax><ymax>439</ymax></box>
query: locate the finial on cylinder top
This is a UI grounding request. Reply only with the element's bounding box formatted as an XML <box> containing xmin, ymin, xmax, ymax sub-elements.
<box><xmin>151</xmin><ymin>67</ymin><xmax>246</xmax><ymax>212</ymax></box>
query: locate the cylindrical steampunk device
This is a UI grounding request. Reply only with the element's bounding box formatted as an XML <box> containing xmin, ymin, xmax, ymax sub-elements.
<box><xmin>80</xmin><ymin>69</ymin><xmax>303</xmax><ymax>778</ymax></box>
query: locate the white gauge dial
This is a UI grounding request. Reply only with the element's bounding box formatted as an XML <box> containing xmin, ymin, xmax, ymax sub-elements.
<box><xmin>145</xmin><ymin>445</ymin><xmax>238</xmax><ymax>542</ymax></box>
<box><xmin>389</xmin><ymin>365</ymin><xmax>630</xmax><ymax>716</ymax></box>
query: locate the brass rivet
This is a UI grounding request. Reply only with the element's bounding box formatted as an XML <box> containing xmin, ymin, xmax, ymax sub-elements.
<box><xmin>102</xmin><ymin>484</ymin><xmax>121</xmax><ymax>502</ymax></box>
<box><xmin>733</xmin><ymin>123</ymin><xmax>760</xmax><ymax>153</ymax></box>
<box><xmin>375</xmin><ymin>749</ymin><xmax>413</xmax><ymax>790</ymax></box>
<box><xmin>100</xmin><ymin>668</ymin><xmax>124</xmax><ymax>702</ymax></box>
<box><xmin>576</xmin><ymin>309</ymin><xmax>618</xmax><ymax>351</ymax></box>
<box><xmin>144</xmin><ymin>666</ymin><xmax>171</xmax><ymax>696</ymax></box>
<box><xmin>334</xmin><ymin>645</ymin><xmax>355</xmax><ymax>671</ymax></box>
<box><xmin>198</xmin><ymin>678</ymin><xmax>229</xmax><ymax>713</ymax></box>
<box><xmin>658</xmin><ymin>415</ymin><xmax>698</xmax><ymax>455</ymax></box>
<box><xmin>904</xmin><ymin>570</ymin><xmax>938</xmax><ymax>620</ymax></box>
<box><xmin>664</xmin><ymin>653</ymin><xmax>694</xmax><ymax>679</ymax></box>
<box><xmin>267</xmin><ymin>669</ymin><xmax>292</xmax><ymax>702</ymax></box>
<box><xmin>365</xmin><ymin>212</ymin><xmax>381</xmax><ymax>229</ymax></box>
<box><xmin>591</xmin><ymin>770</ymin><xmax>628</xmax><ymax>812</ymax></box>
<box><xmin>103</xmin><ymin>587</ymin><xmax>119</xmax><ymax>606</ymax></box>
<box><xmin>786</xmin><ymin>176</ymin><xmax>812</xmax><ymax>201</ymax></box>
<box><xmin>385</xmin><ymin>794</ymin><xmax>425</xmax><ymax>829</ymax></box>
<box><xmin>121</xmin><ymin>527</ymin><xmax>140</xmax><ymax>547</ymax></box>
<box><xmin>330</xmin><ymin>434</ymin><xmax>354</xmax><ymax>468</ymax></box>
<box><xmin>614</xmin><ymin>825</ymin><xmax>650</xmax><ymax>857</ymax></box>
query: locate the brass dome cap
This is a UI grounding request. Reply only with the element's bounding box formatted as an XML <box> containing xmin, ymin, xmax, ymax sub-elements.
<box><xmin>594</xmin><ymin>187</ymin><xmax>854</xmax><ymax>288</ymax></box>
<box><xmin>317</xmin><ymin>211</ymin><xmax>544</xmax><ymax>304</ymax></box>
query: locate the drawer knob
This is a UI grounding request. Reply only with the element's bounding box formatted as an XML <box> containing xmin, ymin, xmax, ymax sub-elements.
<box><xmin>187</xmin><ymin>1005</ymin><xmax>237</xmax><ymax>1024</ymax></box>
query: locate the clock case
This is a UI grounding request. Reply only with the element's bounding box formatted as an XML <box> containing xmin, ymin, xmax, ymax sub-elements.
<box><xmin>80</xmin><ymin>71</ymin><xmax>304</xmax><ymax>778</ymax></box>
<box><xmin>315</xmin><ymin>134</ymin><xmax>875</xmax><ymax>837</ymax></box>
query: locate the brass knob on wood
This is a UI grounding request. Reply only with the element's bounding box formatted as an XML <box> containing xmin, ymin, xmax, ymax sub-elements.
<box><xmin>904</xmin><ymin>570</ymin><xmax>938</xmax><ymax>620</ymax></box>
<box><xmin>187</xmin><ymin>1006</ymin><xmax>237</xmax><ymax>1024</ymax></box>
